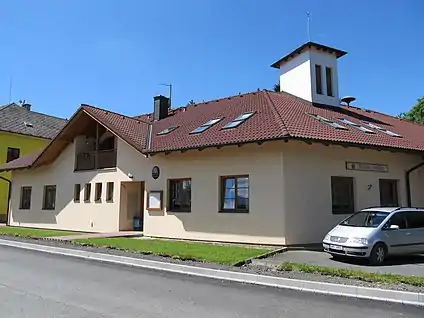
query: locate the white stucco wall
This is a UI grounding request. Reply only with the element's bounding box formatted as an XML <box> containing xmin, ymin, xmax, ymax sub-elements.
<box><xmin>282</xmin><ymin>141</ymin><xmax>424</xmax><ymax>245</ymax></box>
<box><xmin>9</xmin><ymin>140</ymin><xmax>127</xmax><ymax>232</ymax></box>
<box><xmin>309</xmin><ymin>50</ymin><xmax>340</xmax><ymax>106</ymax></box>
<box><xmin>279</xmin><ymin>50</ymin><xmax>312</xmax><ymax>102</ymax></box>
<box><xmin>118</xmin><ymin>141</ymin><xmax>287</xmax><ymax>245</ymax></box>
<box><xmin>8</xmin><ymin>136</ymin><xmax>424</xmax><ymax>245</ymax></box>
<box><xmin>278</xmin><ymin>48</ymin><xmax>340</xmax><ymax>106</ymax></box>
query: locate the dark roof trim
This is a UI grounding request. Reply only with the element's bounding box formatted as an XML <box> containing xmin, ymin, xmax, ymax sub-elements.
<box><xmin>0</xmin><ymin>129</ymin><xmax>52</xmax><ymax>140</ymax></box>
<box><xmin>271</xmin><ymin>41</ymin><xmax>347</xmax><ymax>68</ymax></box>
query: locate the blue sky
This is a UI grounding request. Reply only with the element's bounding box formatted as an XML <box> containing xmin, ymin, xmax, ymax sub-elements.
<box><xmin>0</xmin><ymin>0</ymin><xmax>422</xmax><ymax>119</ymax></box>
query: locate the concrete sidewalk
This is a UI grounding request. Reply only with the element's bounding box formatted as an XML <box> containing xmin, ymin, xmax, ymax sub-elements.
<box><xmin>48</xmin><ymin>231</ymin><xmax>144</xmax><ymax>241</ymax></box>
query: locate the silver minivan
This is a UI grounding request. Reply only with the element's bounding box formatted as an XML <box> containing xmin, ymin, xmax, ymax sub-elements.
<box><xmin>322</xmin><ymin>207</ymin><xmax>424</xmax><ymax>265</ymax></box>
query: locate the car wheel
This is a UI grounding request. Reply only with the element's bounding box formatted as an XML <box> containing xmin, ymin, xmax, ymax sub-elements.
<box><xmin>369</xmin><ymin>243</ymin><xmax>386</xmax><ymax>265</ymax></box>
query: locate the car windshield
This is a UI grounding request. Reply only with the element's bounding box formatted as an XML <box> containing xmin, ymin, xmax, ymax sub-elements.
<box><xmin>340</xmin><ymin>211</ymin><xmax>390</xmax><ymax>228</ymax></box>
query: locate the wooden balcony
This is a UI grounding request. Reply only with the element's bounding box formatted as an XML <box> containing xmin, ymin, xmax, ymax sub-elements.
<box><xmin>75</xmin><ymin>149</ymin><xmax>117</xmax><ymax>171</ymax></box>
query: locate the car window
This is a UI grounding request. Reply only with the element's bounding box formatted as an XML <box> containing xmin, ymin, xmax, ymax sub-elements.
<box><xmin>340</xmin><ymin>211</ymin><xmax>389</xmax><ymax>228</ymax></box>
<box><xmin>384</xmin><ymin>212</ymin><xmax>407</xmax><ymax>229</ymax></box>
<box><xmin>404</xmin><ymin>211</ymin><xmax>424</xmax><ymax>229</ymax></box>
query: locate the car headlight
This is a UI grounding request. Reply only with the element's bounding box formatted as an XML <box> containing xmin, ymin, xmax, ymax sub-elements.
<box><xmin>347</xmin><ymin>237</ymin><xmax>368</xmax><ymax>245</ymax></box>
<box><xmin>324</xmin><ymin>234</ymin><xmax>331</xmax><ymax>241</ymax></box>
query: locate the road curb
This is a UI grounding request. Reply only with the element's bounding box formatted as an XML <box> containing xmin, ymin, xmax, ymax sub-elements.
<box><xmin>0</xmin><ymin>238</ymin><xmax>422</xmax><ymax>307</ymax></box>
<box><xmin>232</xmin><ymin>247</ymin><xmax>287</xmax><ymax>267</ymax></box>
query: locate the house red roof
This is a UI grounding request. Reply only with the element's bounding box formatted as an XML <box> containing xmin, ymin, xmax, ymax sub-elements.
<box><xmin>2</xmin><ymin>90</ymin><xmax>424</xmax><ymax>172</ymax></box>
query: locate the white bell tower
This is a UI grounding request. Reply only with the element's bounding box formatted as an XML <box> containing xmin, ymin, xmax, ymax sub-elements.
<box><xmin>271</xmin><ymin>42</ymin><xmax>346</xmax><ymax>107</ymax></box>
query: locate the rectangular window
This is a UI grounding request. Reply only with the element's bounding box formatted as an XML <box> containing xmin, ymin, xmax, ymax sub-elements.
<box><xmin>168</xmin><ymin>179</ymin><xmax>191</xmax><ymax>212</ymax></box>
<box><xmin>315</xmin><ymin>65</ymin><xmax>323</xmax><ymax>95</ymax></box>
<box><xmin>326</xmin><ymin>67</ymin><xmax>333</xmax><ymax>96</ymax></box>
<box><xmin>43</xmin><ymin>185</ymin><xmax>56</xmax><ymax>210</ymax></box>
<box><xmin>220</xmin><ymin>175</ymin><xmax>249</xmax><ymax>212</ymax></box>
<box><xmin>379</xmin><ymin>179</ymin><xmax>399</xmax><ymax>207</ymax></box>
<box><xmin>20</xmin><ymin>186</ymin><xmax>32</xmax><ymax>209</ymax></box>
<box><xmin>221</xmin><ymin>112</ymin><xmax>255</xmax><ymax>130</ymax></box>
<box><xmin>106</xmin><ymin>182</ymin><xmax>114</xmax><ymax>202</ymax></box>
<box><xmin>331</xmin><ymin>176</ymin><xmax>354</xmax><ymax>214</ymax></box>
<box><xmin>74</xmin><ymin>184</ymin><xmax>81</xmax><ymax>202</ymax></box>
<box><xmin>6</xmin><ymin>147</ymin><xmax>20</xmax><ymax>163</ymax></box>
<box><xmin>84</xmin><ymin>183</ymin><xmax>91</xmax><ymax>202</ymax></box>
<box><xmin>404</xmin><ymin>212</ymin><xmax>424</xmax><ymax>229</ymax></box>
<box><xmin>95</xmin><ymin>183</ymin><xmax>102</xmax><ymax>202</ymax></box>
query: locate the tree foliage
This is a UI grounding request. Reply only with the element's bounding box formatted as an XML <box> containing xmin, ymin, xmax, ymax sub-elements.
<box><xmin>399</xmin><ymin>97</ymin><xmax>424</xmax><ymax>124</ymax></box>
<box><xmin>273</xmin><ymin>82</ymin><xmax>280</xmax><ymax>92</ymax></box>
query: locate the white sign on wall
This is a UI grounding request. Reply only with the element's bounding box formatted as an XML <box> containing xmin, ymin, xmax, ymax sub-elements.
<box><xmin>345</xmin><ymin>162</ymin><xmax>389</xmax><ymax>173</ymax></box>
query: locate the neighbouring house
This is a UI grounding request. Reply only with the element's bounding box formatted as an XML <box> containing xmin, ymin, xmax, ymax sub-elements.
<box><xmin>1</xmin><ymin>41</ymin><xmax>424</xmax><ymax>245</ymax></box>
<box><xmin>0</xmin><ymin>103</ymin><xmax>67</xmax><ymax>222</ymax></box>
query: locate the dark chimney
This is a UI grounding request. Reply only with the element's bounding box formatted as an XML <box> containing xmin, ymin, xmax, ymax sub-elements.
<box><xmin>153</xmin><ymin>95</ymin><xmax>169</xmax><ymax>120</ymax></box>
<box><xmin>22</xmin><ymin>103</ymin><xmax>31</xmax><ymax>111</ymax></box>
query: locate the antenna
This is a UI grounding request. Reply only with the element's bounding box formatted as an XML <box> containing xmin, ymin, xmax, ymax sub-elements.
<box><xmin>159</xmin><ymin>83</ymin><xmax>172</xmax><ymax>108</ymax></box>
<box><xmin>8</xmin><ymin>76</ymin><xmax>13</xmax><ymax>103</ymax></box>
<box><xmin>307</xmin><ymin>12</ymin><xmax>311</xmax><ymax>42</ymax></box>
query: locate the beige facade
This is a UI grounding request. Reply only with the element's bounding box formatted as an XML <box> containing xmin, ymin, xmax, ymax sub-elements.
<box><xmin>8</xmin><ymin>134</ymin><xmax>424</xmax><ymax>245</ymax></box>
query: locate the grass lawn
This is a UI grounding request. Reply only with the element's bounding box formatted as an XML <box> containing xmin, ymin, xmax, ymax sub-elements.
<box><xmin>74</xmin><ymin>237</ymin><xmax>270</xmax><ymax>265</ymax></box>
<box><xmin>280</xmin><ymin>262</ymin><xmax>424</xmax><ymax>287</ymax></box>
<box><xmin>0</xmin><ymin>226</ymin><xmax>78</xmax><ymax>238</ymax></box>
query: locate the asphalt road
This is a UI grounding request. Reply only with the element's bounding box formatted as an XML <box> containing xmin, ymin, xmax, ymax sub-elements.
<box><xmin>0</xmin><ymin>247</ymin><xmax>422</xmax><ymax>318</ymax></box>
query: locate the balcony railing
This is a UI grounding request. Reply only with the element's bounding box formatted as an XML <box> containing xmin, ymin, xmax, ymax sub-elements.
<box><xmin>75</xmin><ymin>149</ymin><xmax>117</xmax><ymax>171</ymax></box>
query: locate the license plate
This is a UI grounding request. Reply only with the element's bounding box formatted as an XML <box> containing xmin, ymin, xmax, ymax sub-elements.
<box><xmin>330</xmin><ymin>245</ymin><xmax>343</xmax><ymax>250</ymax></box>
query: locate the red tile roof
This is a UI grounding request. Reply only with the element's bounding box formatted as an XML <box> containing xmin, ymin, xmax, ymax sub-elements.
<box><xmin>0</xmin><ymin>149</ymin><xmax>44</xmax><ymax>171</ymax></box>
<box><xmin>82</xmin><ymin>105</ymin><xmax>150</xmax><ymax>151</ymax></box>
<box><xmin>2</xmin><ymin>90</ymin><xmax>424</xmax><ymax>172</ymax></box>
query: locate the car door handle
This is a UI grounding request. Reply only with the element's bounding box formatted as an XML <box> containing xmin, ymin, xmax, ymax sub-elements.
<box><xmin>406</xmin><ymin>232</ymin><xmax>412</xmax><ymax>236</ymax></box>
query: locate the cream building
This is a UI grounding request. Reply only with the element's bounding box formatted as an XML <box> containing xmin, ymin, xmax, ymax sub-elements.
<box><xmin>2</xmin><ymin>42</ymin><xmax>424</xmax><ymax>245</ymax></box>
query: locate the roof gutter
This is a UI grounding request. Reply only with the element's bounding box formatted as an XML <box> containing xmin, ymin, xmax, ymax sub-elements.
<box><xmin>406</xmin><ymin>160</ymin><xmax>424</xmax><ymax>207</ymax></box>
<box><xmin>0</xmin><ymin>175</ymin><xmax>11</xmax><ymax>225</ymax></box>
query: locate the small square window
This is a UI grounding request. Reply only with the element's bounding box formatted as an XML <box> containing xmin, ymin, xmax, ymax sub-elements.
<box><xmin>74</xmin><ymin>184</ymin><xmax>81</xmax><ymax>202</ymax></box>
<box><xmin>6</xmin><ymin>147</ymin><xmax>20</xmax><ymax>163</ymax></box>
<box><xmin>43</xmin><ymin>185</ymin><xmax>56</xmax><ymax>210</ymax></box>
<box><xmin>106</xmin><ymin>182</ymin><xmax>114</xmax><ymax>202</ymax></box>
<box><xmin>20</xmin><ymin>186</ymin><xmax>32</xmax><ymax>210</ymax></box>
<box><xmin>84</xmin><ymin>183</ymin><xmax>91</xmax><ymax>202</ymax></box>
<box><xmin>220</xmin><ymin>175</ymin><xmax>249</xmax><ymax>212</ymax></box>
<box><xmin>95</xmin><ymin>183</ymin><xmax>102</xmax><ymax>202</ymax></box>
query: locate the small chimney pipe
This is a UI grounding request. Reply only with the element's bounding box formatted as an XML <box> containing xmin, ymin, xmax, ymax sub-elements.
<box><xmin>22</xmin><ymin>103</ymin><xmax>31</xmax><ymax>111</ymax></box>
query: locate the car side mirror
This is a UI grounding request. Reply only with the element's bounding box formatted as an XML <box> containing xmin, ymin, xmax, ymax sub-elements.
<box><xmin>389</xmin><ymin>224</ymin><xmax>400</xmax><ymax>230</ymax></box>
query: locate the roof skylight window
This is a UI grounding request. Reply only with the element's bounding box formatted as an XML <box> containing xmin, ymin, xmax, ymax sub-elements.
<box><xmin>222</xmin><ymin>112</ymin><xmax>255</xmax><ymax>129</ymax></box>
<box><xmin>190</xmin><ymin>118</ymin><xmax>222</xmax><ymax>134</ymax></box>
<box><xmin>308</xmin><ymin>114</ymin><xmax>348</xmax><ymax>130</ymax></box>
<box><xmin>157</xmin><ymin>125</ymin><xmax>178</xmax><ymax>136</ymax></box>
<box><xmin>362</xmin><ymin>122</ymin><xmax>402</xmax><ymax>137</ymax></box>
<box><xmin>338</xmin><ymin>118</ymin><xmax>375</xmax><ymax>134</ymax></box>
